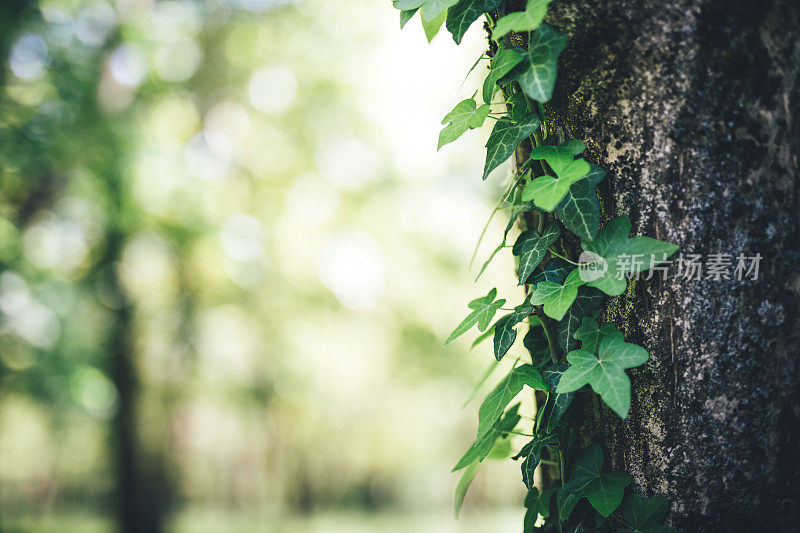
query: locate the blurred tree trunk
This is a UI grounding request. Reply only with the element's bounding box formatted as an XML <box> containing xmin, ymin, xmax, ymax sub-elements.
<box><xmin>519</xmin><ymin>0</ymin><xmax>800</xmax><ymax>529</ymax></box>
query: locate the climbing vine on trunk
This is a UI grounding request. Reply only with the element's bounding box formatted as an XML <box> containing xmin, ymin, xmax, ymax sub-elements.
<box><xmin>393</xmin><ymin>1</ymin><xmax>680</xmax><ymax>531</ymax></box>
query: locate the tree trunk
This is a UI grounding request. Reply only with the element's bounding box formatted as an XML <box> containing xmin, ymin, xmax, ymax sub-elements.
<box><xmin>538</xmin><ymin>0</ymin><xmax>800</xmax><ymax>529</ymax></box>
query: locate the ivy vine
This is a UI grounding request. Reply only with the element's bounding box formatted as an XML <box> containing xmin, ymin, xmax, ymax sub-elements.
<box><xmin>394</xmin><ymin>1</ymin><xmax>680</xmax><ymax>531</ymax></box>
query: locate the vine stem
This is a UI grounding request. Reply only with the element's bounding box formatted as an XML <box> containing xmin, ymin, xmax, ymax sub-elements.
<box><xmin>468</xmin><ymin>174</ymin><xmax>522</xmax><ymax>269</ymax></box>
<box><xmin>548</xmin><ymin>248</ymin><xmax>581</xmax><ymax>266</ymax></box>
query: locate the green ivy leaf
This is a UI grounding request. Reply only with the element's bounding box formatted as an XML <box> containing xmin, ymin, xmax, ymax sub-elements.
<box><xmin>573</xmin><ymin>316</ymin><xmax>623</xmax><ymax>354</ymax></box>
<box><xmin>453</xmin><ymin>460</ymin><xmax>480</xmax><ymax>517</ymax></box>
<box><xmin>400</xmin><ymin>8</ymin><xmax>419</xmax><ymax>28</ymax></box>
<box><xmin>621</xmin><ymin>493</ymin><xmax>671</xmax><ymax>530</ymax></box>
<box><xmin>493</xmin><ymin>299</ymin><xmax>535</xmax><ymax>361</ymax></box>
<box><xmin>503</xmin><ymin>24</ymin><xmax>568</xmax><ymax>103</ymax></box>
<box><xmin>512</xmin><ymin>221</ymin><xmax>561</xmax><ymax>285</ymax></box>
<box><xmin>492</xmin><ymin>0</ymin><xmax>554</xmax><ymax>40</ymax></box>
<box><xmin>523</xmin><ymin>325</ymin><xmax>551</xmax><ymax>368</ymax></box>
<box><xmin>421</xmin><ymin>8</ymin><xmax>448</xmax><ymax>42</ymax></box>
<box><xmin>554</xmin><ymin>163</ymin><xmax>606</xmax><ymax>241</ymax></box>
<box><xmin>507</xmin><ymin>92</ymin><xmax>531</xmax><ymax>122</ymax></box>
<box><xmin>514</xmin><ymin>433</ymin><xmax>558</xmax><ymax>489</ymax></box>
<box><xmin>481</xmin><ymin>45</ymin><xmax>525</xmax><ymax>104</ymax></box>
<box><xmin>528</xmin><ymin>257</ymin><xmax>571</xmax><ymax>286</ymax></box>
<box><xmin>476</xmin><ymin>203</ymin><xmax>531</xmax><ymax>281</ymax></box>
<box><xmin>453</xmin><ymin>403</ymin><xmax>520</xmax><ymax>471</ymax></box>
<box><xmin>394</xmin><ymin>0</ymin><xmax>459</xmax><ymax>21</ymax></box>
<box><xmin>525</xmin><ymin>487</ymin><xmax>556</xmax><ymax>518</ymax></box>
<box><xmin>446</xmin><ymin>0</ymin><xmax>501</xmax><ymax>44</ymax></box>
<box><xmin>555</xmin><ymin>285</ymin><xmax>605</xmax><ymax>352</ymax></box>
<box><xmin>476</xmin><ymin>364</ymin><xmax>547</xmax><ymax>439</ymax></box>
<box><xmin>558</xmin><ymin>444</ymin><xmax>632</xmax><ymax>520</ymax></box>
<box><xmin>483</xmin><ymin>113</ymin><xmax>541</xmax><ymax>180</ymax></box>
<box><xmin>542</xmin><ymin>363</ymin><xmax>574</xmax><ymax>432</ymax></box>
<box><xmin>439</xmin><ymin>98</ymin><xmax>491</xmax><ymax>150</ymax></box>
<box><xmin>530</xmin><ymin>269</ymin><xmax>585</xmax><ymax>321</ymax></box>
<box><xmin>556</xmin><ymin>335</ymin><xmax>649</xmax><ymax>418</ymax></box>
<box><xmin>581</xmin><ymin>215</ymin><xmax>679</xmax><ymax>296</ymax></box>
<box><xmin>522</xmin><ymin>144</ymin><xmax>591</xmax><ymax>211</ymax></box>
<box><xmin>445</xmin><ymin>288</ymin><xmax>505</xmax><ymax>344</ymax></box>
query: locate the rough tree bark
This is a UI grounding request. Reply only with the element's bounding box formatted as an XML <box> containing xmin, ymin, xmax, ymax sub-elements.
<box><xmin>520</xmin><ymin>0</ymin><xmax>800</xmax><ymax>530</ymax></box>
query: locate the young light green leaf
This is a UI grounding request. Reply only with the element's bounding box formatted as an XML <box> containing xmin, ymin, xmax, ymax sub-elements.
<box><xmin>492</xmin><ymin>0</ymin><xmax>554</xmax><ymax>40</ymax></box>
<box><xmin>445</xmin><ymin>288</ymin><xmax>506</xmax><ymax>344</ymax></box>
<box><xmin>476</xmin><ymin>364</ymin><xmax>547</xmax><ymax>439</ymax></box>
<box><xmin>529</xmin><ymin>269</ymin><xmax>585</xmax><ymax>321</ymax></box>
<box><xmin>476</xmin><ymin>203</ymin><xmax>531</xmax><ymax>281</ymax></box>
<box><xmin>439</xmin><ymin>98</ymin><xmax>491</xmax><ymax>150</ymax></box>
<box><xmin>522</xmin><ymin>173</ymin><xmax>586</xmax><ymax>211</ymax></box>
<box><xmin>420</xmin><ymin>0</ymin><xmax>460</xmax><ymax>20</ymax></box>
<box><xmin>573</xmin><ymin>316</ymin><xmax>623</xmax><ymax>354</ymax></box>
<box><xmin>554</xmin><ymin>163</ymin><xmax>606</xmax><ymax>241</ymax></box>
<box><xmin>483</xmin><ymin>113</ymin><xmax>541</xmax><ymax>180</ymax></box>
<box><xmin>400</xmin><ymin>8</ymin><xmax>419</xmax><ymax>28</ymax></box>
<box><xmin>453</xmin><ymin>460</ymin><xmax>480</xmax><ymax>518</ymax></box>
<box><xmin>482</xmin><ymin>45</ymin><xmax>525</xmax><ymax>103</ymax></box>
<box><xmin>503</xmin><ymin>24</ymin><xmax>568</xmax><ymax>103</ymax></box>
<box><xmin>529</xmin><ymin>142</ymin><xmax>591</xmax><ymax>177</ymax></box>
<box><xmin>621</xmin><ymin>493</ymin><xmax>670</xmax><ymax>530</ymax></box>
<box><xmin>512</xmin><ymin>221</ymin><xmax>561</xmax><ymax>285</ymax></box>
<box><xmin>421</xmin><ymin>8</ymin><xmax>448</xmax><ymax>42</ymax></box>
<box><xmin>556</xmin><ymin>335</ymin><xmax>649</xmax><ymax>418</ymax></box>
<box><xmin>493</xmin><ymin>299</ymin><xmax>534</xmax><ymax>360</ymax></box>
<box><xmin>514</xmin><ymin>433</ymin><xmax>558</xmax><ymax>489</ymax></box>
<box><xmin>581</xmin><ymin>215</ymin><xmax>679</xmax><ymax>296</ymax></box>
<box><xmin>446</xmin><ymin>0</ymin><xmax>501</xmax><ymax>45</ymax></box>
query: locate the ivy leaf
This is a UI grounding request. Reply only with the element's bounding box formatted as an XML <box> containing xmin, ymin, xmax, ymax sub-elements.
<box><xmin>514</xmin><ymin>433</ymin><xmax>558</xmax><ymax>489</ymax></box>
<box><xmin>394</xmin><ymin>0</ymin><xmax>460</xmax><ymax>21</ymax></box>
<box><xmin>503</xmin><ymin>24</ymin><xmax>568</xmax><ymax>103</ymax></box>
<box><xmin>476</xmin><ymin>364</ymin><xmax>547</xmax><ymax>439</ymax></box>
<box><xmin>583</xmin><ymin>471</ymin><xmax>634</xmax><ymax>516</ymax></box>
<box><xmin>493</xmin><ymin>299</ymin><xmax>535</xmax><ymax>361</ymax></box>
<box><xmin>555</xmin><ymin>286</ymin><xmax>605</xmax><ymax>352</ymax></box>
<box><xmin>446</xmin><ymin>0</ymin><xmax>501</xmax><ymax>45</ymax></box>
<box><xmin>400</xmin><ymin>8</ymin><xmax>419</xmax><ymax>28</ymax></box>
<box><xmin>507</xmin><ymin>92</ymin><xmax>530</xmax><ymax>122</ymax></box>
<box><xmin>476</xmin><ymin>203</ymin><xmax>531</xmax><ymax>281</ymax></box>
<box><xmin>522</xmin><ymin>145</ymin><xmax>591</xmax><ymax>211</ymax></box>
<box><xmin>621</xmin><ymin>493</ymin><xmax>670</xmax><ymax>530</ymax></box>
<box><xmin>492</xmin><ymin>0</ymin><xmax>554</xmax><ymax>40</ymax></box>
<box><xmin>542</xmin><ymin>363</ymin><xmax>574</xmax><ymax>432</ymax></box>
<box><xmin>523</xmin><ymin>325</ymin><xmax>551</xmax><ymax>368</ymax></box>
<box><xmin>481</xmin><ymin>45</ymin><xmax>524</xmax><ymax>104</ymax></box>
<box><xmin>558</xmin><ymin>444</ymin><xmax>632</xmax><ymax>520</ymax></box>
<box><xmin>512</xmin><ymin>221</ymin><xmax>561</xmax><ymax>285</ymax></box>
<box><xmin>529</xmin><ymin>269</ymin><xmax>585</xmax><ymax>321</ymax></box>
<box><xmin>581</xmin><ymin>215</ymin><xmax>679</xmax><ymax>296</ymax></box>
<box><xmin>421</xmin><ymin>8</ymin><xmax>448</xmax><ymax>42</ymax></box>
<box><xmin>483</xmin><ymin>113</ymin><xmax>541</xmax><ymax>180</ymax></box>
<box><xmin>554</xmin><ymin>163</ymin><xmax>606</xmax><ymax>241</ymax></box>
<box><xmin>445</xmin><ymin>288</ymin><xmax>506</xmax><ymax>344</ymax></box>
<box><xmin>439</xmin><ymin>98</ymin><xmax>491</xmax><ymax>150</ymax></box>
<box><xmin>453</xmin><ymin>461</ymin><xmax>480</xmax><ymax>518</ymax></box>
<box><xmin>525</xmin><ymin>487</ymin><xmax>556</xmax><ymax>518</ymax></box>
<box><xmin>573</xmin><ymin>316</ymin><xmax>623</xmax><ymax>354</ymax></box>
<box><xmin>556</xmin><ymin>335</ymin><xmax>649</xmax><ymax>418</ymax></box>
<box><xmin>528</xmin><ymin>257</ymin><xmax>571</xmax><ymax>286</ymax></box>
<box><xmin>453</xmin><ymin>403</ymin><xmax>520</xmax><ymax>471</ymax></box>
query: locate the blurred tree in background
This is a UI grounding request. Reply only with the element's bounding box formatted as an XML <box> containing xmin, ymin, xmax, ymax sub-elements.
<box><xmin>0</xmin><ymin>1</ymin><xmax>530</xmax><ymax>531</ymax></box>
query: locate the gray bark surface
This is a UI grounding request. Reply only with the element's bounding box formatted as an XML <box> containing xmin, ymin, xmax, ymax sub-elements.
<box><xmin>533</xmin><ymin>0</ymin><xmax>800</xmax><ymax>529</ymax></box>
